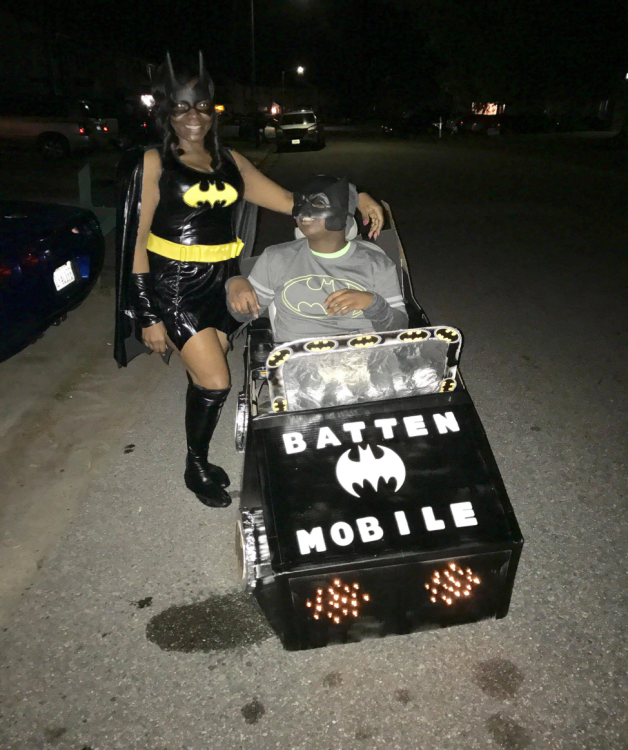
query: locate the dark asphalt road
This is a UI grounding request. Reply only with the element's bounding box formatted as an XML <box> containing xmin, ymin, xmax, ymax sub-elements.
<box><xmin>0</xmin><ymin>136</ymin><xmax>626</xmax><ymax>750</ymax></box>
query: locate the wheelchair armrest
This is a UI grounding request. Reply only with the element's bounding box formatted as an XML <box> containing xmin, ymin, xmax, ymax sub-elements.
<box><xmin>248</xmin><ymin>317</ymin><xmax>275</xmax><ymax>367</ymax></box>
<box><xmin>250</xmin><ymin>316</ymin><xmax>272</xmax><ymax>331</ymax></box>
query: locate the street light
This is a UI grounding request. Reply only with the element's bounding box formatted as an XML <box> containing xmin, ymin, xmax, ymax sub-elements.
<box><xmin>282</xmin><ymin>66</ymin><xmax>305</xmax><ymax>109</ymax></box>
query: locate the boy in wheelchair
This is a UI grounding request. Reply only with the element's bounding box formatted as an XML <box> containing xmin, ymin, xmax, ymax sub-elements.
<box><xmin>230</xmin><ymin>178</ymin><xmax>522</xmax><ymax>653</ymax></box>
<box><xmin>226</xmin><ymin>175</ymin><xmax>408</xmax><ymax>342</ymax></box>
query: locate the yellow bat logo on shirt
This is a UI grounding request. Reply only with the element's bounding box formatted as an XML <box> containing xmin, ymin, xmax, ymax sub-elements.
<box><xmin>183</xmin><ymin>181</ymin><xmax>238</xmax><ymax>208</ymax></box>
<box><xmin>440</xmin><ymin>378</ymin><xmax>457</xmax><ymax>392</ymax></box>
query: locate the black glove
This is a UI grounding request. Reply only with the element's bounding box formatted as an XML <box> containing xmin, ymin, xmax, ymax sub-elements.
<box><xmin>128</xmin><ymin>273</ymin><xmax>161</xmax><ymax>328</ymax></box>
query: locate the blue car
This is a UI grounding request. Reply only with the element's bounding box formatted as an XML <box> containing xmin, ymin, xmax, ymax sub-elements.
<box><xmin>0</xmin><ymin>201</ymin><xmax>105</xmax><ymax>362</ymax></box>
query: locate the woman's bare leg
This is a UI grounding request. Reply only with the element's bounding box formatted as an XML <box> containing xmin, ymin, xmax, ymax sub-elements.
<box><xmin>180</xmin><ymin>328</ymin><xmax>230</xmax><ymax>388</ymax></box>
<box><xmin>179</xmin><ymin>328</ymin><xmax>232</xmax><ymax>507</ymax></box>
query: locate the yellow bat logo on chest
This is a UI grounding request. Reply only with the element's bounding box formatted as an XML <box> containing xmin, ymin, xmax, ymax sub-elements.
<box><xmin>183</xmin><ymin>181</ymin><xmax>238</xmax><ymax>208</ymax></box>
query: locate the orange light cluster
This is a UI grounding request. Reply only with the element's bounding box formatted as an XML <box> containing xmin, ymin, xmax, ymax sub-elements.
<box><xmin>305</xmin><ymin>579</ymin><xmax>370</xmax><ymax>624</ymax></box>
<box><xmin>426</xmin><ymin>563</ymin><xmax>481</xmax><ymax>606</ymax></box>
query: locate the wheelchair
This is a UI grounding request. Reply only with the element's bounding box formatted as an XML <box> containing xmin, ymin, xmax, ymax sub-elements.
<box><xmin>233</xmin><ymin>202</ymin><xmax>523</xmax><ymax>651</ymax></box>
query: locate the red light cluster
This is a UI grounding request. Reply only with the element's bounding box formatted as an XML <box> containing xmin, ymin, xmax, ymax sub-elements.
<box><xmin>21</xmin><ymin>252</ymin><xmax>39</xmax><ymax>268</ymax></box>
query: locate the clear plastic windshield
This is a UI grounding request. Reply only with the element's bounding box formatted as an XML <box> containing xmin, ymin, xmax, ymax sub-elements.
<box><xmin>281</xmin><ymin>339</ymin><xmax>452</xmax><ymax>411</ymax></box>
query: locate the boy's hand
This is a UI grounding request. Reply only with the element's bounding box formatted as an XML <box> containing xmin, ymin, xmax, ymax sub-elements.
<box><xmin>228</xmin><ymin>277</ymin><xmax>261</xmax><ymax>316</ymax></box>
<box><xmin>325</xmin><ymin>290</ymin><xmax>373</xmax><ymax>316</ymax></box>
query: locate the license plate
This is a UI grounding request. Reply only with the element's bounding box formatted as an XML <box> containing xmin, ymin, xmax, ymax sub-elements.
<box><xmin>53</xmin><ymin>261</ymin><xmax>75</xmax><ymax>291</ymax></box>
<box><xmin>291</xmin><ymin>139</ymin><xmax>301</xmax><ymax>144</ymax></box>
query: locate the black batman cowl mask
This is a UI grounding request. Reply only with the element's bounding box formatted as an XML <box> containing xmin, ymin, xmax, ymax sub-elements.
<box><xmin>292</xmin><ymin>176</ymin><xmax>350</xmax><ymax>232</ymax></box>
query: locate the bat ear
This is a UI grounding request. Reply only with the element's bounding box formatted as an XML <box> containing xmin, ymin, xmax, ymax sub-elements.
<box><xmin>166</xmin><ymin>51</ymin><xmax>176</xmax><ymax>86</ymax></box>
<box><xmin>198</xmin><ymin>49</ymin><xmax>215</xmax><ymax>101</ymax></box>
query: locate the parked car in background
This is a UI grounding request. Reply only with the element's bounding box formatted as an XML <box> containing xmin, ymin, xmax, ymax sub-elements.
<box><xmin>81</xmin><ymin>98</ymin><xmax>120</xmax><ymax>147</ymax></box>
<box><xmin>0</xmin><ymin>97</ymin><xmax>111</xmax><ymax>158</ymax></box>
<box><xmin>457</xmin><ymin>114</ymin><xmax>502</xmax><ymax>135</ymax></box>
<box><xmin>264</xmin><ymin>110</ymin><xmax>325</xmax><ymax>150</ymax></box>
<box><xmin>217</xmin><ymin>113</ymin><xmax>253</xmax><ymax>140</ymax></box>
<box><xmin>382</xmin><ymin>110</ymin><xmax>453</xmax><ymax>138</ymax></box>
<box><xmin>445</xmin><ymin>115</ymin><xmax>463</xmax><ymax>134</ymax></box>
<box><xmin>0</xmin><ymin>201</ymin><xmax>105</xmax><ymax>362</ymax></box>
<box><xmin>498</xmin><ymin>113</ymin><xmax>554</xmax><ymax>134</ymax></box>
<box><xmin>381</xmin><ymin>116</ymin><xmax>405</xmax><ymax>137</ymax></box>
<box><xmin>263</xmin><ymin>117</ymin><xmax>281</xmax><ymax>142</ymax></box>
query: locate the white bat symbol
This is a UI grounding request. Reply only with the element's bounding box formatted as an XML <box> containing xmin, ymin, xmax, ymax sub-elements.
<box><xmin>335</xmin><ymin>444</ymin><xmax>406</xmax><ymax>497</ymax></box>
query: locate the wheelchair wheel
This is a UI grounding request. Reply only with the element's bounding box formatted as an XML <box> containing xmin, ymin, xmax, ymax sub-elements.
<box><xmin>235</xmin><ymin>509</ymin><xmax>271</xmax><ymax>592</ymax></box>
<box><xmin>234</xmin><ymin>391</ymin><xmax>249</xmax><ymax>453</ymax></box>
<box><xmin>235</xmin><ymin>517</ymin><xmax>249</xmax><ymax>590</ymax></box>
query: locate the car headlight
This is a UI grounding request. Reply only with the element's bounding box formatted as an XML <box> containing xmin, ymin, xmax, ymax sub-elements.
<box><xmin>308</xmin><ymin>125</ymin><xmax>317</xmax><ymax>131</ymax></box>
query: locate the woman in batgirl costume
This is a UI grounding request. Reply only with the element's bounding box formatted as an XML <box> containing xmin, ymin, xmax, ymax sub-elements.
<box><xmin>114</xmin><ymin>52</ymin><xmax>384</xmax><ymax>509</ymax></box>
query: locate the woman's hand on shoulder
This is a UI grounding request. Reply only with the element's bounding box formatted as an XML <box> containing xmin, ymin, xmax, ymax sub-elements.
<box><xmin>357</xmin><ymin>192</ymin><xmax>384</xmax><ymax>239</ymax></box>
<box><xmin>228</xmin><ymin>276</ymin><xmax>261</xmax><ymax>316</ymax></box>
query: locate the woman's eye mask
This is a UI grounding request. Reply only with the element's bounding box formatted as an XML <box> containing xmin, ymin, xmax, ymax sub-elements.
<box><xmin>171</xmin><ymin>101</ymin><xmax>213</xmax><ymax>115</ymax></box>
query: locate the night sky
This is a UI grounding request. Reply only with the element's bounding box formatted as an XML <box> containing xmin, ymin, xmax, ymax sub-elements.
<box><xmin>2</xmin><ymin>0</ymin><xmax>626</xmax><ymax>111</ymax></box>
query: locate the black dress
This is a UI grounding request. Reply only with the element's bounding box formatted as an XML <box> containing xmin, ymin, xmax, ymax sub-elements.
<box><xmin>147</xmin><ymin>148</ymin><xmax>245</xmax><ymax>350</ymax></box>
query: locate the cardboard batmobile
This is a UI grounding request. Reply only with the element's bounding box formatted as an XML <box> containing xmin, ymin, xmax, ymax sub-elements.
<box><xmin>234</xmin><ymin>204</ymin><xmax>523</xmax><ymax>651</ymax></box>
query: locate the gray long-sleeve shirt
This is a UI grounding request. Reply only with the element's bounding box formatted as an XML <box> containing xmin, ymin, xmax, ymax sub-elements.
<box><xmin>227</xmin><ymin>237</ymin><xmax>408</xmax><ymax>342</ymax></box>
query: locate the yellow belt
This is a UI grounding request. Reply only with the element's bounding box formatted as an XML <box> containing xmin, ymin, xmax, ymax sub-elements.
<box><xmin>147</xmin><ymin>233</ymin><xmax>244</xmax><ymax>263</ymax></box>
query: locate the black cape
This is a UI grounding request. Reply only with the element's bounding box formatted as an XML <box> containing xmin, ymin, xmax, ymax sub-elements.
<box><xmin>113</xmin><ymin>147</ymin><xmax>258</xmax><ymax>368</ymax></box>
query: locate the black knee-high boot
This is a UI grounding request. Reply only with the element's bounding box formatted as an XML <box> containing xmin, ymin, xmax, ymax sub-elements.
<box><xmin>184</xmin><ymin>383</ymin><xmax>232</xmax><ymax>508</ymax></box>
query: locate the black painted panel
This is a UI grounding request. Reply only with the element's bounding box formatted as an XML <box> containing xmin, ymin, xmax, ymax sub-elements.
<box><xmin>285</xmin><ymin>551</ymin><xmax>512</xmax><ymax>650</ymax></box>
<box><xmin>256</xmin><ymin>397</ymin><xmax>514</xmax><ymax>570</ymax></box>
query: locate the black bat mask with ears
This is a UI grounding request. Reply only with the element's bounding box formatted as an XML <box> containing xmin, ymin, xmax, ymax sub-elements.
<box><xmin>159</xmin><ymin>51</ymin><xmax>215</xmax><ymax>115</ymax></box>
<box><xmin>292</xmin><ymin>175</ymin><xmax>350</xmax><ymax>232</ymax></box>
